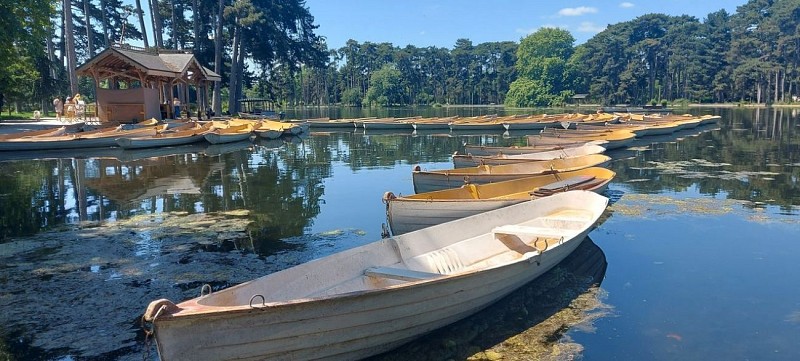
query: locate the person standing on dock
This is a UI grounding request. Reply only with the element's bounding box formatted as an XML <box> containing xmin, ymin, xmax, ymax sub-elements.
<box><xmin>53</xmin><ymin>97</ymin><xmax>63</xmax><ymax>121</ymax></box>
<box><xmin>173</xmin><ymin>97</ymin><xmax>181</xmax><ymax>119</ymax></box>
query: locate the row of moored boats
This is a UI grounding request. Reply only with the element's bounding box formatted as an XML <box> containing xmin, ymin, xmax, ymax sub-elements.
<box><xmin>0</xmin><ymin>118</ymin><xmax>310</xmax><ymax>151</ymax></box>
<box><xmin>381</xmin><ymin>112</ymin><xmax>721</xmax><ymax>235</ymax></box>
<box><xmin>142</xmin><ymin>112</ymin><xmax>720</xmax><ymax>360</ymax></box>
<box><xmin>307</xmin><ymin>112</ymin><xmax>719</xmax><ymax>132</ymax></box>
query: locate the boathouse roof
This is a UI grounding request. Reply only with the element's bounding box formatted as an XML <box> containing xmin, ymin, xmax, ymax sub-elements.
<box><xmin>76</xmin><ymin>44</ymin><xmax>221</xmax><ymax>83</ymax></box>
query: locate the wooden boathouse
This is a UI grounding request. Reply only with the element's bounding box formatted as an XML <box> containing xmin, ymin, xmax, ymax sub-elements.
<box><xmin>76</xmin><ymin>44</ymin><xmax>221</xmax><ymax>123</ymax></box>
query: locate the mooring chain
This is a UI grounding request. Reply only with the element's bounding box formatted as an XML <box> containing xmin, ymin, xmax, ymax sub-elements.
<box><xmin>141</xmin><ymin>304</ymin><xmax>166</xmax><ymax>361</ymax></box>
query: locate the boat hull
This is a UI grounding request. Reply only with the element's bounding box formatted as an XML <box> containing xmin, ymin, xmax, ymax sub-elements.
<box><xmin>362</xmin><ymin>122</ymin><xmax>415</xmax><ymax>130</ymax></box>
<box><xmin>412</xmin><ymin>122</ymin><xmax>452</xmax><ymax>130</ymax></box>
<box><xmin>388</xmin><ymin>168</ymin><xmax>614</xmax><ymax>235</ymax></box>
<box><xmin>147</xmin><ymin>191</ymin><xmax>608</xmax><ymax>361</ymax></box>
<box><xmin>116</xmin><ymin>133</ymin><xmax>207</xmax><ymax>149</ymax></box>
<box><xmin>413</xmin><ymin>154</ymin><xmax>611</xmax><ymax>193</ymax></box>
<box><xmin>502</xmin><ymin>120</ymin><xmax>560</xmax><ymax>131</ymax></box>
<box><xmin>203</xmin><ymin>132</ymin><xmax>253</xmax><ymax>144</ymax></box>
<box><xmin>453</xmin><ymin>144</ymin><xmax>607</xmax><ymax>168</ymax></box>
<box><xmin>0</xmin><ymin>126</ymin><xmax>163</xmax><ymax>151</ymax></box>
<box><xmin>449</xmin><ymin>123</ymin><xmax>506</xmax><ymax>131</ymax></box>
<box><xmin>462</xmin><ymin>142</ymin><xmax>606</xmax><ymax>157</ymax></box>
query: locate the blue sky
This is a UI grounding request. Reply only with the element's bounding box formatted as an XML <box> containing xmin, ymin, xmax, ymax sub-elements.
<box><xmin>304</xmin><ymin>0</ymin><xmax>747</xmax><ymax>50</ymax></box>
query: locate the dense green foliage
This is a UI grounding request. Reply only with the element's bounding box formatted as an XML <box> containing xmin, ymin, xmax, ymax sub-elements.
<box><xmin>505</xmin><ymin>28</ymin><xmax>575</xmax><ymax>107</ymax></box>
<box><xmin>1</xmin><ymin>0</ymin><xmax>798</xmax><ymax>112</ymax></box>
<box><xmin>0</xmin><ymin>0</ymin><xmax>59</xmax><ymax>112</ymax></box>
<box><xmin>285</xmin><ymin>0</ymin><xmax>800</xmax><ymax>107</ymax></box>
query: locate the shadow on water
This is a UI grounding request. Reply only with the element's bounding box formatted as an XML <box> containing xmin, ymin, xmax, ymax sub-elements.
<box><xmin>368</xmin><ymin>237</ymin><xmax>609</xmax><ymax>361</ymax></box>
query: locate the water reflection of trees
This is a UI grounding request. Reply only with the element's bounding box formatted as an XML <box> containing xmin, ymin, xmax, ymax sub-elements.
<box><xmin>0</xmin><ymin>161</ymin><xmax>69</xmax><ymax>240</ymax></box>
<box><xmin>611</xmin><ymin>108</ymin><xmax>800</xmax><ymax>209</ymax></box>
<box><xmin>3</xmin><ymin>108</ymin><xmax>799</xmax><ymax>241</ymax></box>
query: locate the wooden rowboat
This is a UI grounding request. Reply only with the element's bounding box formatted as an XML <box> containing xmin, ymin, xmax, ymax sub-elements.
<box><xmin>448</xmin><ymin>115</ymin><xmax>508</xmax><ymax>131</ymax></box>
<box><xmin>203</xmin><ymin>123</ymin><xmax>254</xmax><ymax>144</ymax></box>
<box><xmin>413</xmin><ymin>153</ymin><xmax>611</xmax><ymax>193</ymax></box>
<box><xmin>533</xmin><ymin>129</ymin><xmax>635</xmax><ymax>150</ymax></box>
<box><xmin>142</xmin><ymin>190</ymin><xmax>609</xmax><ymax>361</ymax></box>
<box><xmin>411</xmin><ymin>116</ymin><xmax>458</xmax><ymax>130</ymax></box>
<box><xmin>359</xmin><ymin>116</ymin><xmax>420</xmax><ymax>130</ymax></box>
<box><xmin>115</xmin><ymin>123</ymin><xmax>213</xmax><ymax>149</ymax></box>
<box><xmin>252</xmin><ymin>120</ymin><xmax>303</xmax><ymax>139</ymax></box>
<box><xmin>0</xmin><ymin>125</ymin><xmax>167</xmax><ymax>151</ymax></box>
<box><xmin>0</xmin><ymin>126</ymin><xmax>67</xmax><ymax>140</ymax></box>
<box><xmin>306</xmin><ymin>117</ymin><xmax>377</xmax><ymax>129</ymax></box>
<box><xmin>385</xmin><ymin>167</ymin><xmax>615</xmax><ymax>235</ymax></box>
<box><xmin>452</xmin><ymin>144</ymin><xmax>607</xmax><ymax>168</ymax></box>
<box><xmin>462</xmin><ymin>140</ymin><xmax>607</xmax><ymax>157</ymax></box>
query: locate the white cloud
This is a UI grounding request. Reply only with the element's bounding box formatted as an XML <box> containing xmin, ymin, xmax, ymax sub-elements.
<box><xmin>558</xmin><ymin>6</ymin><xmax>598</xmax><ymax>17</ymax></box>
<box><xmin>619</xmin><ymin>2</ymin><xmax>635</xmax><ymax>8</ymax></box>
<box><xmin>577</xmin><ymin>21</ymin><xmax>607</xmax><ymax>33</ymax></box>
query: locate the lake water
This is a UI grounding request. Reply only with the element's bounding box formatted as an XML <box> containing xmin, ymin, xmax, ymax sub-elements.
<box><xmin>1</xmin><ymin>107</ymin><xmax>799</xmax><ymax>360</ymax></box>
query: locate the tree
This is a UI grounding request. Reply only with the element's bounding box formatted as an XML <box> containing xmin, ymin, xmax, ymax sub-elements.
<box><xmin>149</xmin><ymin>0</ymin><xmax>164</xmax><ymax>47</ymax></box>
<box><xmin>64</xmin><ymin>0</ymin><xmax>79</xmax><ymax>94</ymax></box>
<box><xmin>364</xmin><ymin>63</ymin><xmax>404</xmax><ymax>106</ymax></box>
<box><xmin>506</xmin><ymin>28</ymin><xmax>574</xmax><ymax>107</ymax></box>
<box><xmin>505</xmin><ymin>78</ymin><xmax>553</xmax><ymax>107</ymax></box>
<box><xmin>212</xmin><ymin>0</ymin><xmax>224</xmax><ymax>114</ymax></box>
<box><xmin>224</xmin><ymin>0</ymin><xmax>325</xmax><ymax>114</ymax></box>
<box><xmin>135</xmin><ymin>0</ymin><xmax>149</xmax><ymax>48</ymax></box>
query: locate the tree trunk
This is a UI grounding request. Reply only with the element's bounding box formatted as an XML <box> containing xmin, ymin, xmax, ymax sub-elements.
<box><xmin>59</xmin><ymin>8</ymin><xmax>65</xmax><ymax>66</ymax></box>
<box><xmin>47</xmin><ymin>25</ymin><xmax>56</xmax><ymax>78</ymax></box>
<box><xmin>64</xmin><ymin>0</ymin><xmax>79</xmax><ymax>95</ymax></box>
<box><xmin>227</xmin><ymin>23</ymin><xmax>241</xmax><ymax>114</ymax></box>
<box><xmin>170</xmin><ymin>0</ymin><xmax>177</xmax><ymax>48</ymax></box>
<box><xmin>83</xmin><ymin>0</ymin><xmax>94</xmax><ymax>56</ymax></box>
<box><xmin>236</xmin><ymin>41</ymin><xmax>245</xmax><ymax>112</ymax></box>
<box><xmin>100</xmin><ymin>0</ymin><xmax>110</xmax><ymax>47</ymax></box>
<box><xmin>135</xmin><ymin>0</ymin><xmax>149</xmax><ymax>48</ymax></box>
<box><xmin>150</xmin><ymin>0</ymin><xmax>163</xmax><ymax>48</ymax></box>
<box><xmin>756</xmin><ymin>82</ymin><xmax>762</xmax><ymax>104</ymax></box>
<box><xmin>192</xmin><ymin>0</ymin><xmax>200</xmax><ymax>53</ymax></box>
<box><xmin>775</xmin><ymin>70</ymin><xmax>779</xmax><ymax>104</ymax></box>
<box><xmin>212</xmin><ymin>0</ymin><xmax>223</xmax><ymax>115</ymax></box>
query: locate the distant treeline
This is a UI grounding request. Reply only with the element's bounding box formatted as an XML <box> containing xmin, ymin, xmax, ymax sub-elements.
<box><xmin>1</xmin><ymin>0</ymin><xmax>797</xmax><ymax>113</ymax></box>
<box><xmin>293</xmin><ymin>0</ymin><xmax>799</xmax><ymax>107</ymax></box>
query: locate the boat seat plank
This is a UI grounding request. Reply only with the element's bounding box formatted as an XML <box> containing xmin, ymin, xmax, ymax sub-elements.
<box><xmin>536</xmin><ymin>175</ymin><xmax>595</xmax><ymax>192</ymax></box>
<box><xmin>492</xmin><ymin>224</ymin><xmax>565</xmax><ymax>239</ymax></box>
<box><xmin>532</xmin><ymin>178</ymin><xmax>606</xmax><ymax>197</ymax></box>
<box><xmin>364</xmin><ymin>267</ymin><xmax>442</xmax><ymax>281</ymax></box>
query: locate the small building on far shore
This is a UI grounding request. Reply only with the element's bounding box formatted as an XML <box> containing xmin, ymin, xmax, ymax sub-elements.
<box><xmin>571</xmin><ymin>93</ymin><xmax>589</xmax><ymax>105</ymax></box>
<box><xmin>76</xmin><ymin>44</ymin><xmax>220</xmax><ymax>123</ymax></box>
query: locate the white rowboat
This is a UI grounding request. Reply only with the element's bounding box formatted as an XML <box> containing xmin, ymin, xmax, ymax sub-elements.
<box><xmin>143</xmin><ymin>190</ymin><xmax>609</xmax><ymax>361</ymax></box>
<box><xmin>386</xmin><ymin>167</ymin><xmax>615</xmax><ymax>235</ymax></box>
<box><xmin>452</xmin><ymin>144</ymin><xmax>607</xmax><ymax>168</ymax></box>
<box><xmin>413</xmin><ymin>153</ymin><xmax>611</xmax><ymax>193</ymax></box>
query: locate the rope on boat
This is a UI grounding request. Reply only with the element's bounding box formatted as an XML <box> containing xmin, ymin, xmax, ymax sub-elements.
<box><xmin>382</xmin><ymin>193</ymin><xmax>395</xmax><ymax>238</ymax></box>
<box><xmin>381</xmin><ymin>223</ymin><xmax>391</xmax><ymax>239</ymax></box>
<box><xmin>141</xmin><ymin>303</ymin><xmax>168</xmax><ymax>361</ymax></box>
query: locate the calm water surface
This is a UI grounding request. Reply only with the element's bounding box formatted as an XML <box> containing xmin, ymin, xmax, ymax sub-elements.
<box><xmin>1</xmin><ymin>107</ymin><xmax>799</xmax><ymax>360</ymax></box>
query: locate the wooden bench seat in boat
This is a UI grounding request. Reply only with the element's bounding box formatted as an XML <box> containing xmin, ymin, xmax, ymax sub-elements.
<box><xmin>536</xmin><ymin>175</ymin><xmax>595</xmax><ymax>192</ymax></box>
<box><xmin>492</xmin><ymin>224</ymin><xmax>568</xmax><ymax>256</ymax></box>
<box><xmin>364</xmin><ymin>266</ymin><xmax>443</xmax><ymax>281</ymax></box>
<box><xmin>492</xmin><ymin>224</ymin><xmax>567</xmax><ymax>239</ymax></box>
